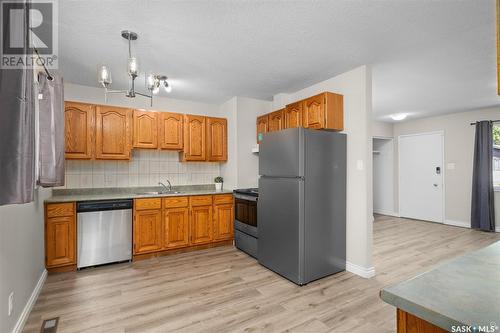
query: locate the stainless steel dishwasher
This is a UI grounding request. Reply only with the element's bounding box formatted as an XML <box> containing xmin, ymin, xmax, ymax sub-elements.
<box><xmin>76</xmin><ymin>199</ymin><xmax>133</xmax><ymax>269</ymax></box>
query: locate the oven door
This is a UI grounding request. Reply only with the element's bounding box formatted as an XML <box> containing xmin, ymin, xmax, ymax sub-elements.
<box><xmin>234</xmin><ymin>194</ymin><xmax>258</xmax><ymax>238</ymax></box>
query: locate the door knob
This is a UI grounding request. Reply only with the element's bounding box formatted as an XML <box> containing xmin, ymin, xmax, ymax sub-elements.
<box><xmin>433</xmin><ymin>184</ymin><xmax>438</xmax><ymax>187</ymax></box>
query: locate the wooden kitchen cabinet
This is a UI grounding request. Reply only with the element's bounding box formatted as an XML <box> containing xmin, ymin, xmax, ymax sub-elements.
<box><xmin>133</xmin><ymin>110</ymin><xmax>158</xmax><ymax>149</ymax></box>
<box><xmin>284</xmin><ymin>101</ymin><xmax>303</xmax><ymax>129</ymax></box>
<box><xmin>164</xmin><ymin>207</ymin><xmax>190</xmax><ymax>249</ymax></box>
<box><xmin>159</xmin><ymin>112</ymin><xmax>183</xmax><ymax>150</ymax></box>
<box><xmin>190</xmin><ymin>196</ymin><xmax>213</xmax><ymax>245</ymax></box>
<box><xmin>64</xmin><ymin>102</ymin><xmax>95</xmax><ymax>159</ymax></box>
<box><xmin>95</xmin><ymin>105</ymin><xmax>132</xmax><ymax>160</ymax></box>
<box><xmin>45</xmin><ymin>203</ymin><xmax>76</xmax><ymax>269</ymax></box>
<box><xmin>206</xmin><ymin>117</ymin><xmax>227</xmax><ymax>161</ymax></box>
<box><xmin>302</xmin><ymin>92</ymin><xmax>343</xmax><ymax>131</ymax></box>
<box><xmin>397</xmin><ymin>309</ymin><xmax>447</xmax><ymax>333</ymax></box>
<box><xmin>133</xmin><ymin>199</ymin><xmax>163</xmax><ymax>254</ymax></box>
<box><xmin>256</xmin><ymin>115</ymin><xmax>268</xmax><ymax>143</ymax></box>
<box><xmin>181</xmin><ymin>114</ymin><xmax>206</xmax><ymax>161</ymax></box>
<box><xmin>268</xmin><ymin>109</ymin><xmax>284</xmax><ymax>132</ymax></box>
<box><xmin>213</xmin><ymin>195</ymin><xmax>234</xmax><ymax>241</ymax></box>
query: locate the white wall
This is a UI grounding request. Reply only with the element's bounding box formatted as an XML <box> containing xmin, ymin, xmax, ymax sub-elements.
<box><xmin>393</xmin><ymin>106</ymin><xmax>500</xmax><ymax>226</ymax></box>
<box><xmin>0</xmin><ymin>187</ymin><xmax>51</xmax><ymax>333</ymax></box>
<box><xmin>373</xmin><ymin>138</ymin><xmax>395</xmax><ymax>215</ymax></box>
<box><xmin>272</xmin><ymin>66</ymin><xmax>374</xmax><ymax>274</ymax></box>
<box><xmin>372</xmin><ymin>120</ymin><xmax>393</xmax><ymax>138</ymax></box>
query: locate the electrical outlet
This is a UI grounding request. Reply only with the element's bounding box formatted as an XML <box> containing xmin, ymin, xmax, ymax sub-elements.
<box><xmin>8</xmin><ymin>292</ymin><xmax>13</xmax><ymax>316</ymax></box>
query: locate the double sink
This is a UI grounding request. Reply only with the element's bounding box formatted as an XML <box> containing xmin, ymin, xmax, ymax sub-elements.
<box><xmin>136</xmin><ymin>190</ymin><xmax>181</xmax><ymax>195</ymax></box>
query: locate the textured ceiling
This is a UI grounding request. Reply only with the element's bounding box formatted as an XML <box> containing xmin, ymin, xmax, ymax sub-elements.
<box><xmin>59</xmin><ymin>0</ymin><xmax>499</xmax><ymax>120</ymax></box>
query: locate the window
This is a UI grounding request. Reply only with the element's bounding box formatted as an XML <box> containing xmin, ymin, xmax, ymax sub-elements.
<box><xmin>493</xmin><ymin>123</ymin><xmax>500</xmax><ymax>186</ymax></box>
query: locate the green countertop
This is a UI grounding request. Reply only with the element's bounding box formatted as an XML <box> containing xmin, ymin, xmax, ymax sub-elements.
<box><xmin>45</xmin><ymin>185</ymin><xmax>233</xmax><ymax>203</ymax></box>
<box><xmin>380</xmin><ymin>240</ymin><xmax>500</xmax><ymax>332</ymax></box>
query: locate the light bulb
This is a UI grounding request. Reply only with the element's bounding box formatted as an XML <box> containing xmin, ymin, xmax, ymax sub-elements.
<box><xmin>127</xmin><ymin>57</ymin><xmax>138</xmax><ymax>76</ymax></box>
<box><xmin>146</xmin><ymin>73</ymin><xmax>155</xmax><ymax>90</ymax></box>
<box><xmin>164</xmin><ymin>80</ymin><xmax>172</xmax><ymax>93</ymax></box>
<box><xmin>98</xmin><ymin>65</ymin><xmax>112</xmax><ymax>86</ymax></box>
<box><xmin>390</xmin><ymin>113</ymin><xmax>407</xmax><ymax>121</ymax></box>
<box><xmin>153</xmin><ymin>86</ymin><xmax>160</xmax><ymax>95</ymax></box>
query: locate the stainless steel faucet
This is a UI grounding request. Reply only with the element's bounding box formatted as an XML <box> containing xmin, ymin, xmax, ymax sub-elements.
<box><xmin>158</xmin><ymin>181</ymin><xmax>172</xmax><ymax>193</ymax></box>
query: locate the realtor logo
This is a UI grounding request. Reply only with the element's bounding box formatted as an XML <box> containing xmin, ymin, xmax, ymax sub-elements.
<box><xmin>1</xmin><ymin>0</ymin><xmax>58</xmax><ymax>69</ymax></box>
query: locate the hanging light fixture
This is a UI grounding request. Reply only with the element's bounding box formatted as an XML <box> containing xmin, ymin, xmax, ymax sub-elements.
<box><xmin>98</xmin><ymin>30</ymin><xmax>172</xmax><ymax>106</ymax></box>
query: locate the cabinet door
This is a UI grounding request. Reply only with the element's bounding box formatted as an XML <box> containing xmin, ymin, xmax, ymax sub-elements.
<box><xmin>133</xmin><ymin>209</ymin><xmax>162</xmax><ymax>254</ymax></box>
<box><xmin>206</xmin><ymin>117</ymin><xmax>227</xmax><ymax>161</ymax></box>
<box><xmin>164</xmin><ymin>207</ymin><xmax>190</xmax><ymax>249</ymax></box>
<box><xmin>268</xmin><ymin>110</ymin><xmax>284</xmax><ymax>132</ymax></box>
<box><xmin>190</xmin><ymin>205</ymin><xmax>213</xmax><ymax>245</ymax></box>
<box><xmin>133</xmin><ymin>110</ymin><xmax>158</xmax><ymax>149</ymax></box>
<box><xmin>213</xmin><ymin>203</ymin><xmax>234</xmax><ymax>241</ymax></box>
<box><xmin>284</xmin><ymin>102</ymin><xmax>303</xmax><ymax>129</ymax></box>
<box><xmin>159</xmin><ymin>112</ymin><xmax>183</xmax><ymax>150</ymax></box>
<box><xmin>95</xmin><ymin>105</ymin><xmax>132</xmax><ymax>160</ymax></box>
<box><xmin>64</xmin><ymin>102</ymin><xmax>94</xmax><ymax>159</ymax></box>
<box><xmin>302</xmin><ymin>94</ymin><xmax>325</xmax><ymax>129</ymax></box>
<box><xmin>46</xmin><ymin>216</ymin><xmax>76</xmax><ymax>267</ymax></box>
<box><xmin>256</xmin><ymin>115</ymin><xmax>268</xmax><ymax>143</ymax></box>
<box><xmin>182</xmin><ymin>115</ymin><xmax>206</xmax><ymax>161</ymax></box>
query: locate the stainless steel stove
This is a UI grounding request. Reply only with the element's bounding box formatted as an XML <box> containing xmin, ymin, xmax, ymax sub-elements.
<box><xmin>233</xmin><ymin>188</ymin><xmax>258</xmax><ymax>258</ymax></box>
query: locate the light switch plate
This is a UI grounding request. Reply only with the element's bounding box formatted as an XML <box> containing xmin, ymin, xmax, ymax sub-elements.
<box><xmin>8</xmin><ymin>292</ymin><xmax>13</xmax><ymax>316</ymax></box>
<box><xmin>356</xmin><ymin>160</ymin><xmax>364</xmax><ymax>171</ymax></box>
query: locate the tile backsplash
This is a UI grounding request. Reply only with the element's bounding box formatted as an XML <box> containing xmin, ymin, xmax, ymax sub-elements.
<box><xmin>62</xmin><ymin>150</ymin><xmax>220</xmax><ymax>189</ymax></box>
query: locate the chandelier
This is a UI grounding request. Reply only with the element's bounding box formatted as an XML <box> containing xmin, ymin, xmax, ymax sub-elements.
<box><xmin>97</xmin><ymin>30</ymin><xmax>172</xmax><ymax>106</ymax></box>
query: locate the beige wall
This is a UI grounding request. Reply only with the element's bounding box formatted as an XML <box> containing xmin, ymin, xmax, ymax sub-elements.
<box><xmin>273</xmin><ymin>66</ymin><xmax>374</xmax><ymax>273</ymax></box>
<box><xmin>372</xmin><ymin>120</ymin><xmax>393</xmax><ymax>138</ymax></box>
<box><xmin>393</xmin><ymin>106</ymin><xmax>500</xmax><ymax>225</ymax></box>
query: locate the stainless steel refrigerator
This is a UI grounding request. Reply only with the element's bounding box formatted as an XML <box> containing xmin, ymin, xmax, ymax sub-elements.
<box><xmin>258</xmin><ymin>127</ymin><xmax>346</xmax><ymax>285</ymax></box>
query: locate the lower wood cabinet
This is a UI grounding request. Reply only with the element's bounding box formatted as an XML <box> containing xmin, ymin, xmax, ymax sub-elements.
<box><xmin>190</xmin><ymin>196</ymin><xmax>213</xmax><ymax>245</ymax></box>
<box><xmin>133</xmin><ymin>199</ymin><xmax>163</xmax><ymax>255</ymax></box>
<box><xmin>163</xmin><ymin>197</ymin><xmax>190</xmax><ymax>249</ymax></box>
<box><xmin>45</xmin><ymin>203</ymin><xmax>76</xmax><ymax>269</ymax></box>
<box><xmin>397</xmin><ymin>309</ymin><xmax>447</xmax><ymax>333</ymax></box>
<box><xmin>213</xmin><ymin>202</ymin><xmax>234</xmax><ymax>241</ymax></box>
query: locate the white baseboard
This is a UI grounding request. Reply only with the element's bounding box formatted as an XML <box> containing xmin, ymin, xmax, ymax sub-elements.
<box><xmin>444</xmin><ymin>220</ymin><xmax>470</xmax><ymax>229</ymax></box>
<box><xmin>346</xmin><ymin>261</ymin><xmax>376</xmax><ymax>279</ymax></box>
<box><xmin>12</xmin><ymin>269</ymin><xmax>47</xmax><ymax>333</ymax></box>
<box><xmin>445</xmin><ymin>220</ymin><xmax>500</xmax><ymax>233</ymax></box>
<box><xmin>373</xmin><ymin>209</ymin><xmax>399</xmax><ymax>217</ymax></box>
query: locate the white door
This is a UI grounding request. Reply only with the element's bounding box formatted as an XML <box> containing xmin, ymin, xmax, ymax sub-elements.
<box><xmin>399</xmin><ymin>132</ymin><xmax>444</xmax><ymax>223</ymax></box>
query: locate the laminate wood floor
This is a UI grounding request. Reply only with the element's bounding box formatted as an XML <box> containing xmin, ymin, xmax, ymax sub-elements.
<box><xmin>23</xmin><ymin>216</ymin><xmax>500</xmax><ymax>333</ymax></box>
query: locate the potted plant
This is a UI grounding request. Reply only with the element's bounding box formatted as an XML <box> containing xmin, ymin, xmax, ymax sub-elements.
<box><xmin>214</xmin><ymin>176</ymin><xmax>223</xmax><ymax>191</ymax></box>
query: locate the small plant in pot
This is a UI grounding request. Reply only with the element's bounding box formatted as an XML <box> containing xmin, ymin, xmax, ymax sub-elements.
<box><xmin>214</xmin><ymin>177</ymin><xmax>223</xmax><ymax>191</ymax></box>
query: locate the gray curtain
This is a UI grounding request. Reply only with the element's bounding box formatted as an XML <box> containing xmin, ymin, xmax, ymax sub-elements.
<box><xmin>471</xmin><ymin>121</ymin><xmax>495</xmax><ymax>231</ymax></box>
<box><xmin>0</xmin><ymin>1</ymin><xmax>35</xmax><ymax>205</ymax></box>
<box><xmin>38</xmin><ymin>72</ymin><xmax>65</xmax><ymax>187</ymax></box>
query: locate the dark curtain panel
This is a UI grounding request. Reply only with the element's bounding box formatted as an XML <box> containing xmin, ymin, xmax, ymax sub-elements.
<box><xmin>0</xmin><ymin>0</ymin><xmax>35</xmax><ymax>205</ymax></box>
<box><xmin>38</xmin><ymin>72</ymin><xmax>65</xmax><ymax>187</ymax></box>
<box><xmin>471</xmin><ymin>121</ymin><xmax>495</xmax><ymax>231</ymax></box>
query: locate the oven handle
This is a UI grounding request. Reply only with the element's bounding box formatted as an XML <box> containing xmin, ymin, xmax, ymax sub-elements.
<box><xmin>233</xmin><ymin>193</ymin><xmax>258</xmax><ymax>202</ymax></box>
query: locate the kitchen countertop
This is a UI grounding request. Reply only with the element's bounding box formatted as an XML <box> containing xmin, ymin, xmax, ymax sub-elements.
<box><xmin>380</xmin><ymin>240</ymin><xmax>500</xmax><ymax>331</ymax></box>
<box><xmin>45</xmin><ymin>185</ymin><xmax>233</xmax><ymax>203</ymax></box>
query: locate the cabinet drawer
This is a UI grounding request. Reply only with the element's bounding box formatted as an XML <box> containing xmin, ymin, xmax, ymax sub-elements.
<box><xmin>163</xmin><ymin>196</ymin><xmax>189</xmax><ymax>208</ymax></box>
<box><xmin>190</xmin><ymin>195</ymin><xmax>213</xmax><ymax>206</ymax></box>
<box><xmin>46</xmin><ymin>203</ymin><xmax>74</xmax><ymax>218</ymax></box>
<box><xmin>213</xmin><ymin>194</ymin><xmax>233</xmax><ymax>205</ymax></box>
<box><xmin>135</xmin><ymin>198</ymin><xmax>162</xmax><ymax>210</ymax></box>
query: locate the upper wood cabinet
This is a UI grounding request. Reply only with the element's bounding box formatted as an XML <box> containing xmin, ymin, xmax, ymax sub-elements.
<box><xmin>284</xmin><ymin>101</ymin><xmax>303</xmax><ymax>129</ymax></box>
<box><xmin>256</xmin><ymin>115</ymin><xmax>268</xmax><ymax>144</ymax></box>
<box><xmin>133</xmin><ymin>110</ymin><xmax>158</xmax><ymax>149</ymax></box>
<box><xmin>64</xmin><ymin>102</ymin><xmax>94</xmax><ymax>159</ymax></box>
<box><xmin>181</xmin><ymin>114</ymin><xmax>206</xmax><ymax>161</ymax></box>
<box><xmin>95</xmin><ymin>105</ymin><xmax>132</xmax><ymax>160</ymax></box>
<box><xmin>268</xmin><ymin>109</ymin><xmax>284</xmax><ymax>132</ymax></box>
<box><xmin>302</xmin><ymin>92</ymin><xmax>343</xmax><ymax>131</ymax></box>
<box><xmin>206</xmin><ymin>117</ymin><xmax>227</xmax><ymax>161</ymax></box>
<box><xmin>45</xmin><ymin>203</ymin><xmax>76</xmax><ymax>268</ymax></box>
<box><xmin>159</xmin><ymin>112</ymin><xmax>183</xmax><ymax>150</ymax></box>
